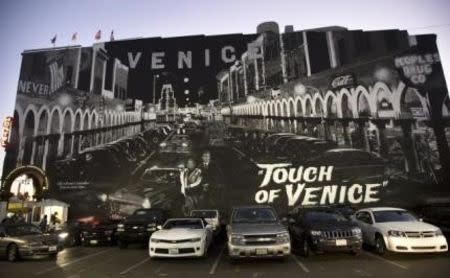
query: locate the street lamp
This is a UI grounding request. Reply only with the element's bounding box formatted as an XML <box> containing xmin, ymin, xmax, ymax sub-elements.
<box><xmin>152</xmin><ymin>74</ymin><xmax>160</xmax><ymax>105</ymax></box>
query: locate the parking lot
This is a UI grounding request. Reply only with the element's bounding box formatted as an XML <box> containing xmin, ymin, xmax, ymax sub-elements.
<box><xmin>1</xmin><ymin>240</ymin><xmax>449</xmax><ymax>278</ymax></box>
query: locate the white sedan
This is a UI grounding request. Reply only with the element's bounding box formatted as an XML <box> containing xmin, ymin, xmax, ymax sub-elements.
<box><xmin>149</xmin><ymin>218</ymin><xmax>213</xmax><ymax>258</ymax></box>
<box><xmin>353</xmin><ymin>207</ymin><xmax>448</xmax><ymax>255</ymax></box>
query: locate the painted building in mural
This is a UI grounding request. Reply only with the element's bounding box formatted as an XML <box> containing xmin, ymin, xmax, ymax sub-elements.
<box><xmin>1</xmin><ymin>22</ymin><xmax>450</xmax><ymax>219</ymax></box>
<box><xmin>219</xmin><ymin>23</ymin><xmax>450</xmax><ymax>185</ymax></box>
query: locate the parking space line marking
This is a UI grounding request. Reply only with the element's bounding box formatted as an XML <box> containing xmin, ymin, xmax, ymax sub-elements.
<box><xmin>209</xmin><ymin>245</ymin><xmax>225</xmax><ymax>275</ymax></box>
<box><xmin>35</xmin><ymin>249</ymin><xmax>112</xmax><ymax>276</ymax></box>
<box><xmin>362</xmin><ymin>251</ymin><xmax>408</xmax><ymax>270</ymax></box>
<box><xmin>354</xmin><ymin>268</ymin><xmax>372</xmax><ymax>277</ymax></box>
<box><xmin>119</xmin><ymin>257</ymin><xmax>151</xmax><ymax>275</ymax></box>
<box><xmin>291</xmin><ymin>255</ymin><xmax>310</xmax><ymax>273</ymax></box>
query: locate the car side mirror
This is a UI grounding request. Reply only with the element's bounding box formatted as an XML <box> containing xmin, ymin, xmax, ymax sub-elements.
<box><xmin>156</xmin><ymin>225</ymin><xmax>162</xmax><ymax>230</ymax></box>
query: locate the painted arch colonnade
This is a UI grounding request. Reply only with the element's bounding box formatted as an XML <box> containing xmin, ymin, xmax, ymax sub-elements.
<box><xmin>222</xmin><ymin>80</ymin><xmax>435</xmax><ymax>175</ymax></box>
<box><xmin>11</xmin><ymin>103</ymin><xmax>145</xmax><ymax>172</ymax></box>
<box><xmin>224</xmin><ymin>81</ymin><xmax>429</xmax><ymax>123</ymax></box>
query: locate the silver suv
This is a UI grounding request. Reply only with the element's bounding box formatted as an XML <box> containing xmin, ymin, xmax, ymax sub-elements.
<box><xmin>227</xmin><ymin>206</ymin><xmax>291</xmax><ymax>260</ymax></box>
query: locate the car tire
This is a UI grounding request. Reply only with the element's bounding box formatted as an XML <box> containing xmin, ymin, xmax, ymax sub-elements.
<box><xmin>301</xmin><ymin>237</ymin><xmax>312</xmax><ymax>257</ymax></box>
<box><xmin>118</xmin><ymin>240</ymin><xmax>128</xmax><ymax>249</ymax></box>
<box><xmin>7</xmin><ymin>244</ymin><xmax>20</xmax><ymax>262</ymax></box>
<box><xmin>375</xmin><ymin>234</ymin><xmax>387</xmax><ymax>256</ymax></box>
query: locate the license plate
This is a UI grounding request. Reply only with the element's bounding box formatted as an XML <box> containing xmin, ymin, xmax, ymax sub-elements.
<box><xmin>256</xmin><ymin>248</ymin><xmax>268</xmax><ymax>255</ymax></box>
<box><xmin>90</xmin><ymin>240</ymin><xmax>98</xmax><ymax>245</ymax></box>
<box><xmin>48</xmin><ymin>246</ymin><xmax>57</xmax><ymax>252</ymax></box>
<box><xmin>169</xmin><ymin>248</ymin><xmax>179</xmax><ymax>254</ymax></box>
<box><xmin>336</xmin><ymin>239</ymin><xmax>347</xmax><ymax>246</ymax></box>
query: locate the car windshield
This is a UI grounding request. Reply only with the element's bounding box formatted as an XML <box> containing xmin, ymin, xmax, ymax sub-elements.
<box><xmin>163</xmin><ymin>219</ymin><xmax>204</xmax><ymax>229</ymax></box>
<box><xmin>191</xmin><ymin>211</ymin><xmax>217</xmax><ymax>218</ymax></box>
<box><xmin>131</xmin><ymin>210</ymin><xmax>164</xmax><ymax>220</ymax></box>
<box><xmin>373</xmin><ymin>210</ymin><xmax>418</xmax><ymax>223</ymax></box>
<box><xmin>141</xmin><ymin>169</ymin><xmax>178</xmax><ymax>183</ymax></box>
<box><xmin>232</xmin><ymin>208</ymin><xmax>277</xmax><ymax>223</ymax></box>
<box><xmin>304</xmin><ymin>211</ymin><xmax>348</xmax><ymax>222</ymax></box>
<box><xmin>5</xmin><ymin>224</ymin><xmax>42</xmax><ymax>236</ymax></box>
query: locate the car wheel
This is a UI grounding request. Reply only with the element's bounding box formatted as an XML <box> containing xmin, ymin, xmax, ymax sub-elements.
<box><xmin>7</xmin><ymin>244</ymin><xmax>20</xmax><ymax>262</ymax></box>
<box><xmin>301</xmin><ymin>237</ymin><xmax>312</xmax><ymax>257</ymax></box>
<box><xmin>118</xmin><ymin>240</ymin><xmax>128</xmax><ymax>249</ymax></box>
<box><xmin>375</xmin><ymin>235</ymin><xmax>387</xmax><ymax>256</ymax></box>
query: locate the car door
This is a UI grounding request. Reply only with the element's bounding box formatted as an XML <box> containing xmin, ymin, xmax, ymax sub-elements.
<box><xmin>0</xmin><ymin>226</ymin><xmax>11</xmax><ymax>256</ymax></box>
<box><xmin>288</xmin><ymin>214</ymin><xmax>306</xmax><ymax>244</ymax></box>
<box><xmin>355</xmin><ymin>211</ymin><xmax>374</xmax><ymax>244</ymax></box>
<box><xmin>203</xmin><ymin>220</ymin><xmax>213</xmax><ymax>247</ymax></box>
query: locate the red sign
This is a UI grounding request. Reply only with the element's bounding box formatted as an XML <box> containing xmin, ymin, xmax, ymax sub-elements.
<box><xmin>1</xmin><ymin>116</ymin><xmax>13</xmax><ymax>148</ymax></box>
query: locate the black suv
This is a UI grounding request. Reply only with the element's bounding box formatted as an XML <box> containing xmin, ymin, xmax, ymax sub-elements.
<box><xmin>116</xmin><ymin>208</ymin><xmax>169</xmax><ymax>248</ymax></box>
<box><xmin>80</xmin><ymin>220</ymin><xmax>120</xmax><ymax>246</ymax></box>
<box><xmin>288</xmin><ymin>207</ymin><xmax>362</xmax><ymax>256</ymax></box>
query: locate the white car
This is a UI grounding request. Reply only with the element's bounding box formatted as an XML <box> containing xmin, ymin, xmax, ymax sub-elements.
<box><xmin>190</xmin><ymin>209</ymin><xmax>221</xmax><ymax>235</ymax></box>
<box><xmin>353</xmin><ymin>207</ymin><xmax>448</xmax><ymax>255</ymax></box>
<box><xmin>149</xmin><ymin>218</ymin><xmax>213</xmax><ymax>258</ymax></box>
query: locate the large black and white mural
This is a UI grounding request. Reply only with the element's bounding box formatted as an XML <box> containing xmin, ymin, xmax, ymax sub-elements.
<box><xmin>2</xmin><ymin>22</ymin><xmax>450</xmax><ymax>220</ymax></box>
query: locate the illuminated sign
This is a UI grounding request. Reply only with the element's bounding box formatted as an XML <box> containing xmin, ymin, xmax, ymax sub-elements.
<box><xmin>394</xmin><ymin>53</ymin><xmax>440</xmax><ymax>85</ymax></box>
<box><xmin>7</xmin><ymin>202</ymin><xmax>23</xmax><ymax>210</ymax></box>
<box><xmin>330</xmin><ymin>74</ymin><xmax>355</xmax><ymax>89</ymax></box>
<box><xmin>1</xmin><ymin>116</ymin><xmax>13</xmax><ymax>148</ymax></box>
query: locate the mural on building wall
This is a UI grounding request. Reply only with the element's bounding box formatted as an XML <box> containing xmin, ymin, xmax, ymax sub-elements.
<box><xmin>2</xmin><ymin>22</ymin><xmax>450</xmax><ymax>220</ymax></box>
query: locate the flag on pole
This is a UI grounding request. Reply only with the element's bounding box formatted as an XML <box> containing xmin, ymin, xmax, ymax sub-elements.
<box><xmin>71</xmin><ymin>32</ymin><xmax>78</xmax><ymax>42</ymax></box>
<box><xmin>110</xmin><ymin>30</ymin><xmax>114</xmax><ymax>41</ymax></box>
<box><xmin>50</xmin><ymin>34</ymin><xmax>57</xmax><ymax>45</ymax></box>
<box><xmin>95</xmin><ymin>30</ymin><xmax>101</xmax><ymax>40</ymax></box>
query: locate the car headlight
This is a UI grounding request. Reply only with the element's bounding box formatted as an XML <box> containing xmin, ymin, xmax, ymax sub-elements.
<box><xmin>160</xmin><ymin>142</ymin><xmax>167</xmax><ymax>147</ymax></box>
<box><xmin>230</xmin><ymin>234</ymin><xmax>244</xmax><ymax>245</ymax></box>
<box><xmin>435</xmin><ymin>229</ymin><xmax>443</xmax><ymax>236</ymax></box>
<box><xmin>181</xmin><ymin>142</ymin><xmax>188</xmax><ymax>147</ymax></box>
<box><xmin>189</xmin><ymin>237</ymin><xmax>201</xmax><ymax>242</ymax></box>
<box><xmin>117</xmin><ymin>224</ymin><xmax>125</xmax><ymax>232</ymax></box>
<box><xmin>351</xmin><ymin>228</ymin><xmax>362</xmax><ymax>235</ymax></box>
<box><xmin>276</xmin><ymin>232</ymin><xmax>290</xmax><ymax>243</ymax></box>
<box><xmin>58</xmin><ymin>232</ymin><xmax>69</xmax><ymax>240</ymax></box>
<box><xmin>310</xmin><ymin>230</ymin><xmax>322</xmax><ymax>237</ymax></box>
<box><xmin>150</xmin><ymin>238</ymin><xmax>160</xmax><ymax>243</ymax></box>
<box><xmin>388</xmin><ymin>230</ymin><xmax>406</xmax><ymax>237</ymax></box>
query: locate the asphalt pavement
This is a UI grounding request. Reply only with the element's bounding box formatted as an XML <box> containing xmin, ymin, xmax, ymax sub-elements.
<box><xmin>1</xmin><ymin>240</ymin><xmax>449</xmax><ymax>278</ymax></box>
